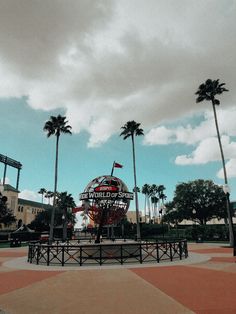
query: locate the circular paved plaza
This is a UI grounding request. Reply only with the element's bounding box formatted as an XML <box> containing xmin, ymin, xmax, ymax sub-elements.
<box><xmin>0</xmin><ymin>243</ymin><xmax>236</xmax><ymax>314</ymax></box>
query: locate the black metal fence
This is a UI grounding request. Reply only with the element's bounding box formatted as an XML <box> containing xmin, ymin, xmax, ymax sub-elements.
<box><xmin>28</xmin><ymin>239</ymin><xmax>188</xmax><ymax>267</ymax></box>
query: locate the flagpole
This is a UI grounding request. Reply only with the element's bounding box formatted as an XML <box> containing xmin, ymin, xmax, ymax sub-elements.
<box><xmin>111</xmin><ymin>161</ymin><xmax>115</xmax><ymax>176</ymax></box>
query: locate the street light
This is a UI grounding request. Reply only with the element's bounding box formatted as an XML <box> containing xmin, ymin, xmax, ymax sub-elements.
<box><xmin>222</xmin><ymin>184</ymin><xmax>235</xmax><ymax>255</ymax></box>
<box><xmin>62</xmin><ymin>214</ymin><xmax>66</xmax><ymax>242</ymax></box>
<box><xmin>192</xmin><ymin>209</ymin><xmax>197</xmax><ymax>242</ymax></box>
<box><xmin>172</xmin><ymin>208</ymin><xmax>179</xmax><ymax>238</ymax></box>
<box><xmin>192</xmin><ymin>209</ymin><xmax>196</xmax><ymax>222</ymax></box>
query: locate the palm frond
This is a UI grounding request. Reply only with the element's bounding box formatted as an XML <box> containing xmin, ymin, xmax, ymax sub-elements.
<box><xmin>195</xmin><ymin>79</ymin><xmax>228</xmax><ymax>104</ymax></box>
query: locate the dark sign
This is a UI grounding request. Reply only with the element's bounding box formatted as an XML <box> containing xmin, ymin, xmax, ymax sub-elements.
<box><xmin>94</xmin><ymin>185</ymin><xmax>118</xmax><ymax>192</ymax></box>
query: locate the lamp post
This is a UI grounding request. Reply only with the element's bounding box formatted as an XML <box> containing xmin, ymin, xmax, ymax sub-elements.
<box><xmin>192</xmin><ymin>209</ymin><xmax>197</xmax><ymax>242</ymax></box>
<box><xmin>192</xmin><ymin>209</ymin><xmax>196</xmax><ymax>223</ymax></box>
<box><xmin>62</xmin><ymin>214</ymin><xmax>66</xmax><ymax>242</ymax></box>
<box><xmin>171</xmin><ymin>208</ymin><xmax>179</xmax><ymax>238</ymax></box>
<box><xmin>222</xmin><ymin>184</ymin><xmax>235</xmax><ymax>255</ymax></box>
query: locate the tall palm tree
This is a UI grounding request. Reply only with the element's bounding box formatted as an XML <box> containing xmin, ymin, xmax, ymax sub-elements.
<box><xmin>120</xmin><ymin>121</ymin><xmax>144</xmax><ymax>241</ymax></box>
<box><xmin>151</xmin><ymin>195</ymin><xmax>159</xmax><ymax>222</ymax></box>
<box><xmin>156</xmin><ymin>185</ymin><xmax>166</xmax><ymax>215</ymax></box>
<box><xmin>38</xmin><ymin>188</ymin><xmax>47</xmax><ymax>204</ymax></box>
<box><xmin>142</xmin><ymin>184</ymin><xmax>150</xmax><ymax>223</ymax></box>
<box><xmin>150</xmin><ymin>184</ymin><xmax>158</xmax><ymax>219</ymax></box>
<box><xmin>45</xmin><ymin>190</ymin><xmax>54</xmax><ymax>205</ymax></box>
<box><xmin>196</xmin><ymin>79</ymin><xmax>234</xmax><ymax>247</ymax></box>
<box><xmin>43</xmin><ymin>115</ymin><xmax>72</xmax><ymax>243</ymax></box>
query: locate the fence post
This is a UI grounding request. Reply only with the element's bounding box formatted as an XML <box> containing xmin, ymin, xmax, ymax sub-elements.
<box><xmin>62</xmin><ymin>245</ymin><xmax>65</xmax><ymax>266</ymax></box>
<box><xmin>47</xmin><ymin>245</ymin><xmax>50</xmax><ymax>266</ymax></box>
<box><xmin>156</xmin><ymin>242</ymin><xmax>160</xmax><ymax>263</ymax></box>
<box><xmin>139</xmin><ymin>243</ymin><xmax>143</xmax><ymax>264</ymax></box>
<box><xmin>184</xmin><ymin>240</ymin><xmax>188</xmax><ymax>258</ymax></box>
<box><xmin>36</xmin><ymin>245</ymin><xmax>40</xmax><ymax>265</ymax></box>
<box><xmin>79</xmin><ymin>246</ymin><xmax>82</xmax><ymax>266</ymax></box>
<box><xmin>28</xmin><ymin>244</ymin><xmax>31</xmax><ymax>262</ymax></box>
<box><xmin>99</xmin><ymin>245</ymin><xmax>102</xmax><ymax>266</ymax></box>
<box><xmin>170</xmin><ymin>242</ymin><xmax>173</xmax><ymax>261</ymax></box>
<box><xmin>179</xmin><ymin>241</ymin><xmax>182</xmax><ymax>260</ymax></box>
<box><xmin>120</xmin><ymin>244</ymin><xmax>123</xmax><ymax>265</ymax></box>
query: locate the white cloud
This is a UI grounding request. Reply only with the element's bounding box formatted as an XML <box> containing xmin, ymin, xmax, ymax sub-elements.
<box><xmin>176</xmin><ymin>136</ymin><xmax>236</xmax><ymax>165</ymax></box>
<box><xmin>0</xmin><ymin>1</ymin><xmax>236</xmax><ymax>146</ymax></box>
<box><xmin>218</xmin><ymin>159</ymin><xmax>236</xmax><ymax>179</ymax></box>
<box><xmin>175</xmin><ymin>137</ymin><xmax>221</xmax><ymax>165</ymax></box>
<box><xmin>19</xmin><ymin>189</ymin><xmax>40</xmax><ymax>202</ymax></box>
<box><xmin>143</xmin><ymin>105</ymin><xmax>236</xmax><ymax>178</ymax></box>
<box><xmin>144</xmin><ymin>126</ymin><xmax>175</xmax><ymax>145</ymax></box>
<box><xmin>144</xmin><ymin>107</ymin><xmax>236</xmax><ymax>146</ymax></box>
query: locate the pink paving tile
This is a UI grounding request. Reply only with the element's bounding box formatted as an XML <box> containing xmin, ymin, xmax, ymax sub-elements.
<box><xmin>0</xmin><ymin>270</ymin><xmax>63</xmax><ymax>295</ymax></box>
<box><xmin>131</xmin><ymin>265</ymin><xmax>236</xmax><ymax>314</ymax></box>
<box><xmin>0</xmin><ymin>252</ymin><xmax>27</xmax><ymax>258</ymax></box>
<box><xmin>189</xmin><ymin>247</ymin><xmax>233</xmax><ymax>254</ymax></box>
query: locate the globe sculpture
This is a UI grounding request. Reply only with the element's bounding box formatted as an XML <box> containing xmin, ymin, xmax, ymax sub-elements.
<box><xmin>80</xmin><ymin>175</ymin><xmax>133</xmax><ymax>225</ymax></box>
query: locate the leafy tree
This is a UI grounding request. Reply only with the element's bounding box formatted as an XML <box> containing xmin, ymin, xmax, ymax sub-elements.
<box><xmin>0</xmin><ymin>193</ymin><xmax>16</xmax><ymax>227</ymax></box>
<box><xmin>167</xmin><ymin>179</ymin><xmax>227</xmax><ymax>225</ymax></box>
<box><xmin>162</xmin><ymin>202</ymin><xmax>185</xmax><ymax>226</ymax></box>
<box><xmin>120</xmin><ymin>120</ymin><xmax>144</xmax><ymax>240</ymax></box>
<box><xmin>43</xmin><ymin>115</ymin><xmax>72</xmax><ymax>243</ymax></box>
<box><xmin>28</xmin><ymin>209</ymin><xmax>51</xmax><ymax>231</ymax></box>
<box><xmin>29</xmin><ymin>192</ymin><xmax>76</xmax><ymax>234</ymax></box>
<box><xmin>195</xmin><ymin>79</ymin><xmax>234</xmax><ymax>245</ymax></box>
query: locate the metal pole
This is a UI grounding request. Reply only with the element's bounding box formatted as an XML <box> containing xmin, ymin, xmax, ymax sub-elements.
<box><xmin>3</xmin><ymin>163</ymin><xmax>7</xmax><ymax>185</ymax></box>
<box><xmin>16</xmin><ymin>168</ymin><xmax>21</xmax><ymax>190</ymax></box>
<box><xmin>111</xmin><ymin>161</ymin><xmax>115</xmax><ymax>176</ymax></box>
<box><xmin>226</xmin><ymin>192</ymin><xmax>235</xmax><ymax>255</ymax></box>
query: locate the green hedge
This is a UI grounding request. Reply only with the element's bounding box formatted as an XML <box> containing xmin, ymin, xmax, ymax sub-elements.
<box><xmin>170</xmin><ymin>224</ymin><xmax>232</xmax><ymax>241</ymax></box>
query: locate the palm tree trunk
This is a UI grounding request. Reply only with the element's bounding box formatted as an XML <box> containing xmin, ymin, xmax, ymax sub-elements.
<box><xmin>212</xmin><ymin>102</ymin><xmax>227</xmax><ymax>183</ymax></box>
<box><xmin>49</xmin><ymin>134</ymin><xmax>59</xmax><ymax>244</ymax></box>
<box><xmin>212</xmin><ymin>101</ymin><xmax>234</xmax><ymax>247</ymax></box>
<box><xmin>144</xmin><ymin>195</ymin><xmax>147</xmax><ymax>223</ymax></box>
<box><xmin>131</xmin><ymin>135</ymin><xmax>141</xmax><ymax>241</ymax></box>
<box><xmin>147</xmin><ymin>196</ymin><xmax>151</xmax><ymax>222</ymax></box>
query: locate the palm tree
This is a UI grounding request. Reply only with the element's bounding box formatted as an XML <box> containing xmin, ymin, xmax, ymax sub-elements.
<box><xmin>151</xmin><ymin>195</ymin><xmax>159</xmax><ymax>222</ymax></box>
<box><xmin>57</xmin><ymin>192</ymin><xmax>75</xmax><ymax>241</ymax></box>
<box><xmin>133</xmin><ymin>186</ymin><xmax>140</xmax><ymax>193</ymax></box>
<box><xmin>142</xmin><ymin>184</ymin><xmax>150</xmax><ymax>223</ymax></box>
<box><xmin>120</xmin><ymin>121</ymin><xmax>144</xmax><ymax>240</ymax></box>
<box><xmin>156</xmin><ymin>185</ymin><xmax>166</xmax><ymax>214</ymax></box>
<box><xmin>196</xmin><ymin>79</ymin><xmax>234</xmax><ymax>247</ymax></box>
<box><xmin>45</xmin><ymin>190</ymin><xmax>54</xmax><ymax>205</ymax></box>
<box><xmin>38</xmin><ymin>188</ymin><xmax>47</xmax><ymax>204</ymax></box>
<box><xmin>150</xmin><ymin>184</ymin><xmax>158</xmax><ymax>219</ymax></box>
<box><xmin>43</xmin><ymin>115</ymin><xmax>72</xmax><ymax>243</ymax></box>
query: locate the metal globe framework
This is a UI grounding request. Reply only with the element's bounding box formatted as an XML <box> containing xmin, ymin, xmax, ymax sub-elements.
<box><xmin>79</xmin><ymin>175</ymin><xmax>133</xmax><ymax>225</ymax></box>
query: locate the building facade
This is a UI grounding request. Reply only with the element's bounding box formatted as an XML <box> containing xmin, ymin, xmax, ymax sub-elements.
<box><xmin>0</xmin><ymin>184</ymin><xmax>51</xmax><ymax>230</ymax></box>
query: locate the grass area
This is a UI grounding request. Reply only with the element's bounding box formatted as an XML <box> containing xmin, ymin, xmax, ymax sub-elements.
<box><xmin>0</xmin><ymin>241</ymin><xmax>28</xmax><ymax>249</ymax></box>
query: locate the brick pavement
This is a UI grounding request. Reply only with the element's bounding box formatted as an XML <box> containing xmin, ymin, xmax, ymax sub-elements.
<box><xmin>0</xmin><ymin>243</ymin><xmax>235</xmax><ymax>314</ymax></box>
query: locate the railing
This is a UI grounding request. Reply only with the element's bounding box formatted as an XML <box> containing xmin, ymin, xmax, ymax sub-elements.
<box><xmin>28</xmin><ymin>239</ymin><xmax>188</xmax><ymax>267</ymax></box>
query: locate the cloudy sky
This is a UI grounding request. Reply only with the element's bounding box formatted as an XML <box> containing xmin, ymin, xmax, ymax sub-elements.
<box><xmin>0</xmin><ymin>0</ymin><xmax>236</xmax><ymax>211</ymax></box>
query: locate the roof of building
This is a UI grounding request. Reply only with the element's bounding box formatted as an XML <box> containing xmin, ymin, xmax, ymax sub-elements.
<box><xmin>2</xmin><ymin>184</ymin><xmax>19</xmax><ymax>193</ymax></box>
<box><xmin>18</xmin><ymin>198</ymin><xmax>52</xmax><ymax>209</ymax></box>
